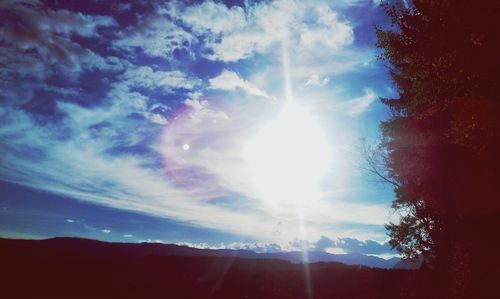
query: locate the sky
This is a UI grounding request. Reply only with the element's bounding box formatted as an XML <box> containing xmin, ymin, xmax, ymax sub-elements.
<box><xmin>0</xmin><ymin>0</ymin><xmax>399</xmax><ymax>257</ymax></box>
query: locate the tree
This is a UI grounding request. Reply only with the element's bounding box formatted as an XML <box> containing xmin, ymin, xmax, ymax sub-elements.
<box><xmin>375</xmin><ymin>0</ymin><xmax>500</xmax><ymax>293</ymax></box>
<box><xmin>360</xmin><ymin>138</ymin><xmax>437</xmax><ymax>262</ymax></box>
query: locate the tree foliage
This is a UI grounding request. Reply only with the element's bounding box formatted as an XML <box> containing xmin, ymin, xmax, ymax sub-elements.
<box><xmin>376</xmin><ymin>0</ymin><xmax>500</xmax><ymax>265</ymax></box>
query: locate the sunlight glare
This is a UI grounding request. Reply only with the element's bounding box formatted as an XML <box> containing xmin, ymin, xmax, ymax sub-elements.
<box><xmin>244</xmin><ymin>101</ymin><xmax>330</xmax><ymax>208</ymax></box>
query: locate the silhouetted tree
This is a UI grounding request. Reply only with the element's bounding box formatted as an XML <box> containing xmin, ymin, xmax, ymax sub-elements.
<box><xmin>360</xmin><ymin>138</ymin><xmax>437</xmax><ymax>262</ymax></box>
<box><xmin>376</xmin><ymin>0</ymin><xmax>500</xmax><ymax>294</ymax></box>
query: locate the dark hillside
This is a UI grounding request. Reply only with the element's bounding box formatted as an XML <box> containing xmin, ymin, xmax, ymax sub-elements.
<box><xmin>0</xmin><ymin>238</ymin><xmax>436</xmax><ymax>298</ymax></box>
<box><xmin>0</xmin><ymin>237</ymin><xmax>399</xmax><ymax>268</ymax></box>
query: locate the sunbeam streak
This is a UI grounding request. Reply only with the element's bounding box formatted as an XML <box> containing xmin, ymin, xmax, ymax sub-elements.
<box><xmin>244</xmin><ymin>35</ymin><xmax>324</xmax><ymax>299</ymax></box>
<box><xmin>282</xmin><ymin>34</ymin><xmax>315</xmax><ymax>299</ymax></box>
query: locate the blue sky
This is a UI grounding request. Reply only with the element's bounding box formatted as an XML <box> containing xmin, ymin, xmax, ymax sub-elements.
<box><xmin>0</xmin><ymin>0</ymin><xmax>398</xmax><ymax>257</ymax></box>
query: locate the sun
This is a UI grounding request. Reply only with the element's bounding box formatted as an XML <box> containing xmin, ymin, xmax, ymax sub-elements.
<box><xmin>244</xmin><ymin>101</ymin><xmax>330</xmax><ymax>208</ymax></box>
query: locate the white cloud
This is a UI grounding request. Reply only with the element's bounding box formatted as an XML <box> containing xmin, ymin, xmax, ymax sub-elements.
<box><xmin>181</xmin><ymin>1</ymin><xmax>246</xmax><ymax>35</ymax></box>
<box><xmin>139</xmin><ymin>239</ymin><xmax>165</xmax><ymax>243</ymax></box>
<box><xmin>346</xmin><ymin>89</ymin><xmax>377</xmax><ymax>116</ymax></box>
<box><xmin>184</xmin><ymin>99</ymin><xmax>230</xmax><ymax>124</ymax></box>
<box><xmin>209</xmin><ymin>70</ymin><xmax>275</xmax><ymax>100</ymax></box>
<box><xmin>70</xmin><ymin>65</ymin><xmax>201</xmax><ymax>126</ymax></box>
<box><xmin>299</xmin><ymin>4</ymin><xmax>354</xmax><ymax>50</ymax></box>
<box><xmin>305</xmin><ymin>74</ymin><xmax>330</xmax><ymax>87</ymax></box>
<box><xmin>147</xmin><ymin>113</ymin><xmax>168</xmax><ymax>125</ymax></box>
<box><xmin>101</xmin><ymin>229</ymin><xmax>111</xmax><ymax>234</ymax></box>
<box><xmin>314</xmin><ymin>236</ymin><xmax>396</xmax><ymax>256</ymax></box>
<box><xmin>119</xmin><ymin>66</ymin><xmax>201</xmax><ymax>92</ymax></box>
<box><xmin>176</xmin><ymin>0</ymin><xmax>353</xmax><ymax>62</ymax></box>
<box><xmin>325</xmin><ymin>247</ymin><xmax>347</xmax><ymax>254</ymax></box>
<box><xmin>201</xmin><ymin>0</ymin><xmax>294</xmax><ymax>61</ymax></box>
<box><xmin>176</xmin><ymin>241</ymin><xmax>282</xmax><ymax>253</ymax></box>
<box><xmin>113</xmin><ymin>16</ymin><xmax>196</xmax><ymax>59</ymax></box>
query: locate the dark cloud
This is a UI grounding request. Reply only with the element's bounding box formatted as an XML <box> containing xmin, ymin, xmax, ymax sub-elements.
<box><xmin>0</xmin><ymin>0</ymin><xmax>115</xmax><ymax>68</ymax></box>
<box><xmin>0</xmin><ymin>0</ymin><xmax>117</xmax><ymax>107</ymax></box>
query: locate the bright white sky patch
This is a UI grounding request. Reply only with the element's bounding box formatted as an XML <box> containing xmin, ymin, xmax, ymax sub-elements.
<box><xmin>244</xmin><ymin>101</ymin><xmax>330</xmax><ymax>209</ymax></box>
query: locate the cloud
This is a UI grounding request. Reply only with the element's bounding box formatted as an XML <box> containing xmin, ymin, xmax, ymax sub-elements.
<box><xmin>0</xmin><ymin>0</ymin><xmax>119</xmax><ymax>106</ymax></box>
<box><xmin>299</xmin><ymin>4</ymin><xmax>354</xmax><ymax>49</ymax></box>
<box><xmin>177</xmin><ymin>241</ymin><xmax>283</xmax><ymax>253</ymax></box>
<box><xmin>324</xmin><ymin>89</ymin><xmax>378</xmax><ymax>116</ymax></box>
<box><xmin>183</xmin><ymin>99</ymin><xmax>230</xmax><ymax>124</ymax></box>
<box><xmin>113</xmin><ymin>15</ymin><xmax>196</xmax><ymax>59</ymax></box>
<box><xmin>180</xmin><ymin>1</ymin><xmax>246</xmax><ymax>35</ymax></box>
<box><xmin>67</xmin><ymin>65</ymin><xmax>201</xmax><ymax>127</ymax></box>
<box><xmin>139</xmin><ymin>239</ymin><xmax>164</xmax><ymax>244</ymax></box>
<box><xmin>0</xmin><ymin>104</ymin><xmax>279</xmax><ymax>242</ymax></box>
<box><xmin>0</xmin><ymin>0</ymin><xmax>116</xmax><ymax>70</ymax></box>
<box><xmin>119</xmin><ymin>65</ymin><xmax>201</xmax><ymax>93</ymax></box>
<box><xmin>101</xmin><ymin>229</ymin><xmax>111</xmax><ymax>234</ymax></box>
<box><xmin>176</xmin><ymin>0</ymin><xmax>353</xmax><ymax>62</ymax></box>
<box><xmin>209</xmin><ymin>70</ymin><xmax>275</xmax><ymax>100</ymax></box>
<box><xmin>346</xmin><ymin>89</ymin><xmax>377</xmax><ymax>116</ymax></box>
<box><xmin>305</xmin><ymin>74</ymin><xmax>330</xmax><ymax>87</ymax></box>
<box><xmin>0</xmin><ymin>76</ymin><xmax>387</xmax><ymax>247</ymax></box>
<box><xmin>173</xmin><ymin>237</ymin><xmax>395</xmax><ymax>256</ymax></box>
<box><xmin>314</xmin><ymin>236</ymin><xmax>395</xmax><ymax>255</ymax></box>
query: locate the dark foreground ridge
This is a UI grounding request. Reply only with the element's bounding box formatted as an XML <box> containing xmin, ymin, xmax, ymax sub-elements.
<box><xmin>1</xmin><ymin>237</ymin><xmax>437</xmax><ymax>298</ymax></box>
<box><xmin>0</xmin><ymin>237</ymin><xmax>403</xmax><ymax>268</ymax></box>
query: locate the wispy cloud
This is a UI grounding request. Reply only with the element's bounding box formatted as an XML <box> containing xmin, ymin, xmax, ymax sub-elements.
<box><xmin>209</xmin><ymin>70</ymin><xmax>275</xmax><ymax>100</ymax></box>
<box><xmin>346</xmin><ymin>89</ymin><xmax>377</xmax><ymax>116</ymax></box>
<box><xmin>305</xmin><ymin>74</ymin><xmax>330</xmax><ymax>87</ymax></box>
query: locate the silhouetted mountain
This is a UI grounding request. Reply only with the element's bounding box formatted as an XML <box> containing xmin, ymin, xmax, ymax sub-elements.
<box><xmin>393</xmin><ymin>255</ymin><xmax>424</xmax><ymax>270</ymax></box>
<box><xmin>0</xmin><ymin>237</ymin><xmax>434</xmax><ymax>299</ymax></box>
<box><xmin>0</xmin><ymin>237</ymin><xmax>399</xmax><ymax>269</ymax></box>
<box><xmin>259</xmin><ymin>251</ymin><xmax>400</xmax><ymax>269</ymax></box>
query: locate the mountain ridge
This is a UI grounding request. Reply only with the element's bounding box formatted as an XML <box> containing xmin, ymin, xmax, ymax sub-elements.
<box><xmin>0</xmin><ymin>237</ymin><xmax>401</xmax><ymax>269</ymax></box>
